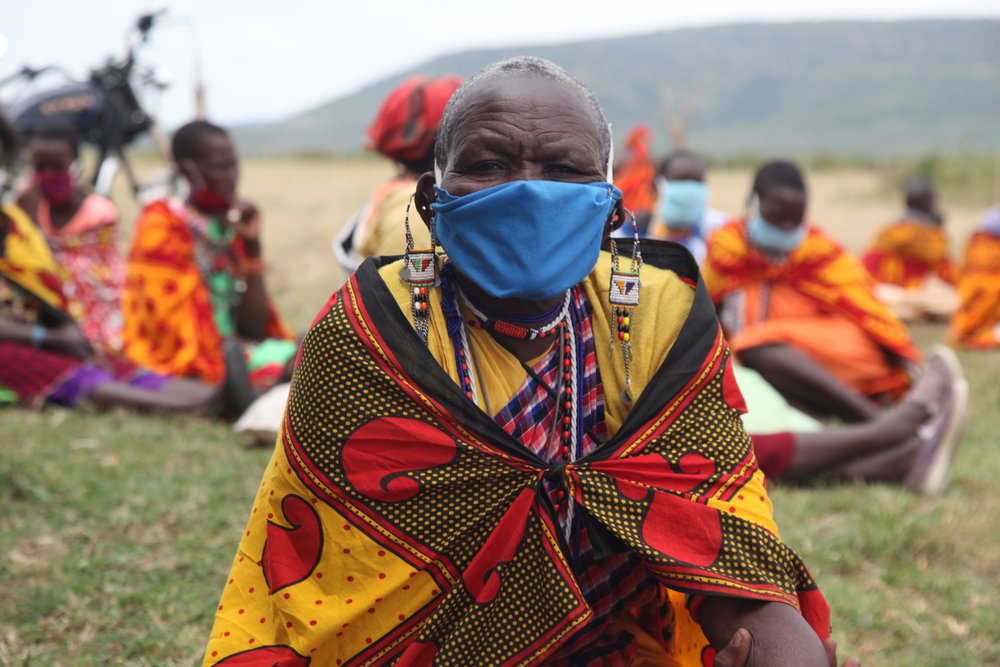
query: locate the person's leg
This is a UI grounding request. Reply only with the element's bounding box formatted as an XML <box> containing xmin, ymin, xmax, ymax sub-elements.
<box><xmin>89</xmin><ymin>377</ymin><xmax>220</xmax><ymax>413</ymax></box>
<box><xmin>222</xmin><ymin>338</ymin><xmax>256</xmax><ymax>417</ymax></box>
<box><xmin>781</xmin><ymin>403</ymin><xmax>926</xmax><ymax>480</ymax></box>
<box><xmin>759</xmin><ymin>345</ymin><xmax>960</xmax><ymax>486</ymax></box>
<box><xmin>812</xmin><ymin>435</ymin><xmax>923</xmax><ymax>483</ymax></box>
<box><xmin>739</xmin><ymin>343</ymin><xmax>880</xmax><ymax>422</ymax></box>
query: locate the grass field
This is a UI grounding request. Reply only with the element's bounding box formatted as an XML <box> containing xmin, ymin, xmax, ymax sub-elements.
<box><xmin>1</xmin><ymin>158</ymin><xmax>998</xmax><ymax>665</ymax></box>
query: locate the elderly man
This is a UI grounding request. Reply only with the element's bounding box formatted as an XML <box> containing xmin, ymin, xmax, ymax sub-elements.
<box><xmin>204</xmin><ymin>58</ymin><xmax>841</xmax><ymax>667</ymax></box>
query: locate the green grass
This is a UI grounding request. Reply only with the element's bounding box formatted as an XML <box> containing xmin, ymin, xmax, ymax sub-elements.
<box><xmin>0</xmin><ymin>411</ymin><xmax>270</xmax><ymax>665</ymax></box>
<box><xmin>2</xmin><ymin>322</ymin><xmax>998</xmax><ymax>665</ymax></box>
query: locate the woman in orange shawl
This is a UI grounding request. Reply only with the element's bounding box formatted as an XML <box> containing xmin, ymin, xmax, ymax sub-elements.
<box><xmin>861</xmin><ymin>178</ymin><xmax>958</xmax><ymax>321</ymax></box>
<box><xmin>703</xmin><ymin>160</ymin><xmax>922</xmax><ymax>422</ymax></box>
<box><xmin>123</xmin><ymin>121</ymin><xmax>294</xmax><ymax>409</ymax></box>
<box><xmin>949</xmin><ymin>205</ymin><xmax>1000</xmax><ymax>348</ymax></box>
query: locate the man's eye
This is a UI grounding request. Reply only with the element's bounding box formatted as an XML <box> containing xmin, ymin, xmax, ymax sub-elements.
<box><xmin>547</xmin><ymin>165</ymin><xmax>588</xmax><ymax>178</ymax></box>
<box><xmin>469</xmin><ymin>161</ymin><xmax>505</xmax><ymax>172</ymax></box>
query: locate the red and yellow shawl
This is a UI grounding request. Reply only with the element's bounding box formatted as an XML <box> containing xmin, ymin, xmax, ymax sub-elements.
<box><xmin>862</xmin><ymin>218</ymin><xmax>957</xmax><ymax>287</ymax></box>
<box><xmin>204</xmin><ymin>243</ymin><xmax>829</xmax><ymax>666</ymax></box>
<box><xmin>122</xmin><ymin>200</ymin><xmax>292</xmax><ymax>384</ymax></box>
<box><xmin>0</xmin><ymin>203</ymin><xmax>71</xmax><ymax>318</ymax></box>
<box><xmin>704</xmin><ymin>219</ymin><xmax>921</xmax><ymax>366</ymax></box>
<box><xmin>949</xmin><ymin>230</ymin><xmax>1000</xmax><ymax>349</ymax></box>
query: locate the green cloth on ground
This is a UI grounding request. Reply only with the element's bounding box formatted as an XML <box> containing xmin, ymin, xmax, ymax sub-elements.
<box><xmin>248</xmin><ymin>338</ymin><xmax>298</xmax><ymax>371</ymax></box>
<box><xmin>0</xmin><ymin>385</ymin><xmax>17</xmax><ymax>404</ymax></box>
<box><xmin>734</xmin><ymin>365</ymin><xmax>822</xmax><ymax>434</ymax></box>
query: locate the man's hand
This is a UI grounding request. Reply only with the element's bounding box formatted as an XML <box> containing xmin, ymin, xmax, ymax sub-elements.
<box><xmin>713</xmin><ymin>628</ymin><xmax>752</xmax><ymax>666</ymax></box>
<box><xmin>713</xmin><ymin>629</ymin><xmax>861</xmax><ymax>667</ymax></box>
<box><xmin>227</xmin><ymin>199</ymin><xmax>262</xmax><ymax>254</ymax></box>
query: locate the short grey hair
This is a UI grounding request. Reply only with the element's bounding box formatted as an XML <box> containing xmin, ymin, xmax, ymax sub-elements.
<box><xmin>434</xmin><ymin>56</ymin><xmax>611</xmax><ymax>175</ymax></box>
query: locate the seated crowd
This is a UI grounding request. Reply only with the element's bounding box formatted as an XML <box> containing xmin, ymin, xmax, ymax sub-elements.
<box><xmin>0</xmin><ymin>55</ymin><xmax>991</xmax><ymax>667</ymax></box>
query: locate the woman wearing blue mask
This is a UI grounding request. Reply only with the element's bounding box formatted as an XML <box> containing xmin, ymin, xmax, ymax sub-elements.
<box><xmin>648</xmin><ymin>150</ymin><xmax>728</xmax><ymax>264</ymax></box>
<box><xmin>206</xmin><ymin>58</ymin><xmax>845</xmax><ymax>667</ymax></box>
<box><xmin>704</xmin><ymin>160</ymin><xmax>926</xmax><ymax>423</ymax></box>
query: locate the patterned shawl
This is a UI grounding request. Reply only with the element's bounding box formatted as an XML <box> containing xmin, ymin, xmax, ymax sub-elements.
<box><xmin>704</xmin><ymin>219</ymin><xmax>921</xmax><ymax>365</ymax></box>
<box><xmin>122</xmin><ymin>199</ymin><xmax>292</xmax><ymax>383</ymax></box>
<box><xmin>204</xmin><ymin>242</ymin><xmax>829</xmax><ymax>666</ymax></box>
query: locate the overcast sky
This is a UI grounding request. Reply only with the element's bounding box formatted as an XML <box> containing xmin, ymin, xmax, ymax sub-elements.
<box><xmin>3</xmin><ymin>0</ymin><xmax>999</xmax><ymax>128</ymax></box>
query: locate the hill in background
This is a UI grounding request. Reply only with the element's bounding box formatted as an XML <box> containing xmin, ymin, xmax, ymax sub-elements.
<box><xmin>233</xmin><ymin>20</ymin><xmax>1000</xmax><ymax>158</ymax></box>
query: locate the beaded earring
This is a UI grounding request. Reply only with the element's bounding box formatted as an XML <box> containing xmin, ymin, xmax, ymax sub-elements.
<box><xmin>608</xmin><ymin>207</ymin><xmax>642</xmax><ymax>405</ymax></box>
<box><xmin>399</xmin><ymin>194</ymin><xmax>439</xmax><ymax>343</ymax></box>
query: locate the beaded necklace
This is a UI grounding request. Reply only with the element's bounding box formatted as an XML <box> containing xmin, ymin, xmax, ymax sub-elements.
<box><xmin>440</xmin><ymin>264</ymin><xmax>583</xmax><ymax>465</ymax></box>
<box><xmin>459</xmin><ymin>290</ymin><xmax>570</xmax><ymax>341</ymax></box>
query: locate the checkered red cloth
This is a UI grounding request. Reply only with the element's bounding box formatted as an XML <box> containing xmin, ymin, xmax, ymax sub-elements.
<box><xmin>0</xmin><ymin>341</ymin><xmax>82</xmax><ymax>404</ymax></box>
<box><xmin>492</xmin><ymin>288</ymin><xmax>660</xmax><ymax>665</ymax></box>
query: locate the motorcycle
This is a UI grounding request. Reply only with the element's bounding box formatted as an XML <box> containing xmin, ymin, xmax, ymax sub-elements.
<box><xmin>0</xmin><ymin>10</ymin><xmax>176</xmax><ymax>199</ymax></box>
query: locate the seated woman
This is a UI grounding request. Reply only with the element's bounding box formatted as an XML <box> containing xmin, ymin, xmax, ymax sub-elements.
<box><xmin>122</xmin><ymin>121</ymin><xmax>295</xmax><ymax>413</ymax></box>
<box><xmin>17</xmin><ymin>124</ymin><xmax>125</xmax><ymax>354</ymax></box>
<box><xmin>949</xmin><ymin>205</ymin><xmax>1000</xmax><ymax>349</ymax></box>
<box><xmin>703</xmin><ymin>160</ymin><xmax>923</xmax><ymax>422</ymax></box>
<box><xmin>334</xmin><ymin>75</ymin><xmax>462</xmax><ymax>276</ymax></box>
<box><xmin>0</xmin><ymin>115</ymin><xmax>216</xmax><ymax>412</ymax></box>
<box><xmin>861</xmin><ymin>177</ymin><xmax>958</xmax><ymax>322</ymax></box>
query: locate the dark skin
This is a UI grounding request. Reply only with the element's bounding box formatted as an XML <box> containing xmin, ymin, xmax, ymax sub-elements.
<box><xmin>414</xmin><ymin>77</ymin><xmax>623</xmax><ymax>362</ymax></box>
<box><xmin>414</xmin><ymin>74</ymin><xmax>842</xmax><ymax>667</ymax></box>
<box><xmin>0</xmin><ymin>140</ymin><xmax>218</xmax><ymax>412</ymax></box>
<box><xmin>17</xmin><ymin>137</ymin><xmax>85</xmax><ymax>229</ymax></box>
<box><xmin>177</xmin><ymin>133</ymin><xmax>271</xmax><ymax>341</ymax></box>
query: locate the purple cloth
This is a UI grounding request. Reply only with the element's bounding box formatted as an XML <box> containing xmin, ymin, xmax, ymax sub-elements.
<box><xmin>129</xmin><ymin>371</ymin><xmax>170</xmax><ymax>391</ymax></box>
<box><xmin>48</xmin><ymin>364</ymin><xmax>112</xmax><ymax>406</ymax></box>
<box><xmin>47</xmin><ymin>364</ymin><xmax>170</xmax><ymax>406</ymax></box>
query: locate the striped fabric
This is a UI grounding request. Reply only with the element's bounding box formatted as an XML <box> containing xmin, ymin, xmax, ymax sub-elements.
<box><xmin>492</xmin><ymin>288</ymin><xmax>659</xmax><ymax>665</ymax></box>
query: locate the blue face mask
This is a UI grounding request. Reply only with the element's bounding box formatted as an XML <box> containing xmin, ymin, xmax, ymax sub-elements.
<box><xmin>431</xmin><ymin>180</ymin><xmax>622</xmax><ymax>301</ymax></box>
<box><xmin>747</xmin><ymin>215</ymin><xmax>807</xmax><ymax>256</ymax></box>
<box><xmin>657</xmin><ymin>179</ymin><xmax>708</xmax><ymax>230</ymax></box>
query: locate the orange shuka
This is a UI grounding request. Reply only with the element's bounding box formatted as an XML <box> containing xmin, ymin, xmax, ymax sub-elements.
<box><xmin>949</xmin><ymin>230</ymin><xmax>1000</xmax><ymax>349</ymax></box>
<box><xmin>122</xmin><ymin>200</ymin><xmax>291</xmax><ymax>383</ymax></box>
<box><xmin>862</xmin><ymin>218</ymin><xmax>957</xmax><ymax>287</ymax></box>
<box><xmin>703</xmin><ymin>219</ymin><xmax>921</xmax><ymax>398</ymax></box>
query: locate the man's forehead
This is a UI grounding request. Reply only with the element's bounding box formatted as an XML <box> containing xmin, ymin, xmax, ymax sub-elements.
<box><xmin>457</xmin><ymin>75</ymin><xmax>598</xmax><ymax>126</ymax></box>
<box><xmin>447</xmin><ymin>79</ymin><xmax>602</xmax><ymax>157</ymax></box>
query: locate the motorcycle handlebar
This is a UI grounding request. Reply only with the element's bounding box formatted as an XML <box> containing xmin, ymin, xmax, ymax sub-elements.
<box><xmin>0</xmin><ymin>65</ymin><xmax>77</xmax><ymax>89</ymax></box>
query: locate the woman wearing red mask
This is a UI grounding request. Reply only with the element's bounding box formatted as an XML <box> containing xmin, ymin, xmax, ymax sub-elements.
<box><xmin>122</xmin><ymin>120</ymin><xmax>294</xmax><ymax>414</ymax></box>
<box><xmin>17</xmin><ymin>124</ymin><xmax>124</xmax><ymax>354</ymax></box>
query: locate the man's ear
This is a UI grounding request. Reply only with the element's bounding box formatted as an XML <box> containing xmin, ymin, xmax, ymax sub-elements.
<box><xmin>604</xmin><ymin>199</ymin><xmax>627</xmax><ymax>239</ymax></box>
<box><xmin>414</xmin><ymin>171</ymin><xmax>437</xmax><ymax>229</ymax></box>
<box><xmin>178</xmin><ymin>159</ymin><xmax>205</xmax><ymax>190</ymax></box>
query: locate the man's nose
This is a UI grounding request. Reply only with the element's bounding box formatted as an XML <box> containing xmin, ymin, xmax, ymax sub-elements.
<box><xmin>508</xmin><ymin>162</ymin><xmax>547</xmax><ymax>181</ymax></box>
